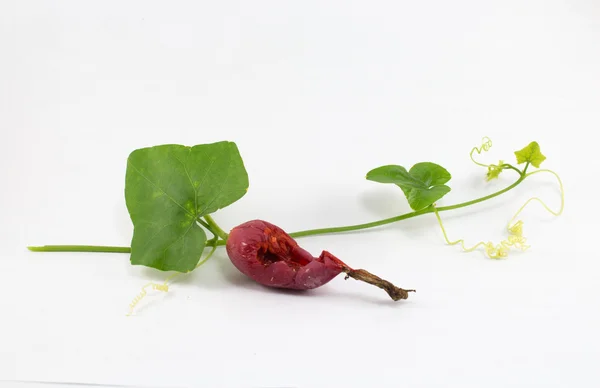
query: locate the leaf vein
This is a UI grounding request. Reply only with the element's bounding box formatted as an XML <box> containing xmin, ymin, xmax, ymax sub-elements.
<box><xmin>128</xmin><ymin>160</ymin><xmax>193</xmax><ymax>217</ymax></box>
<box><xmin>172</xmin><ymin>150</ymin><xmax>198</xmax><ymax>216</ymax></box>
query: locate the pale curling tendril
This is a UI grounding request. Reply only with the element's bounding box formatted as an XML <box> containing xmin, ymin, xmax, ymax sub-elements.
<box><xmin>434</xmin><ymin>209</ymin><xmax>529</xmax><ymax>259</ymax></box>
<box><xmin>126</xmin><ymin>242</ymin><xmax>218</xmax><ymax>316</ymax></box>
<box><xmin>509</xmin><ymin>169</ymin><xmax>565</xmax><ymax>223</ymax></box>
<box><xmin>434</xmin><ymin>137</ymin><xmax>565</xmax><ymax>259</ymax></box>
<box><xmin>469</xmin><ymin>136</ymin><xmax>493</xmax><ymax>167</ymax></box>
<box><xmin>469</xmin><ymin>136</ymin><xmax>509</xmax><ymax>181</ymax></box>
<box><xmin>126</xmin><ymin>282</ymin><xmax>170</xmax><ymax>317</ymax></box>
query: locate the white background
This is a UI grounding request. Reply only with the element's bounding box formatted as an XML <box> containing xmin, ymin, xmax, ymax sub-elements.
<box><xmin>1</xmin><ymin>1</ymin><xmax>599</xmax><ymax>387</ymax></box>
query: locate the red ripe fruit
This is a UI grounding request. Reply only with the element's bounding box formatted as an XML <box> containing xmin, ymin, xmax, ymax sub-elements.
<box><xmin>226</xmin><ymin>220</ymin><xmax>415</xmax><ymax>301</ymax></box>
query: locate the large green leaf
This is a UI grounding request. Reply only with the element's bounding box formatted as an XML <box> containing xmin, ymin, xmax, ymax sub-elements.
<box><xmin>366</xmin><ymin>162</ymin><xmax>451</xmax><ymax>211</ymax></box>
<box><xmin>125</xmin><ymin>141</ymin><xmax>249</xmax><ymax>272</ymax></box>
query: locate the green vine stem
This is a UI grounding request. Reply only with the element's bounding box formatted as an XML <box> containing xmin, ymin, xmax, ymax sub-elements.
<box><xmin>203</xmin><ymin>214</ymin><xmax>229</xmax><ymax>241</ymax></box>
<box><xmin>290</xmin><ymin>165</ymin><xmax>525</xmax><ymax>237</ymax></box>
<box><xmin>27</xmin><ymin>164</ymin><xmax>529</xmax><ymax>253</ymax></box>
<box><xmin>27</xmin><ymin>245</ymin><xmax>133</xmax><ymax>253</ymax></box>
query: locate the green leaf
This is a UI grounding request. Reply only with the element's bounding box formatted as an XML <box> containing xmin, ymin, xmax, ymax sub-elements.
<box><xmin>125</xmin><ymin>141</ymin><xmax>249</xmax><ymax>272</ymax></box>
<box><xmin>486</xmin><ymin>160</ymin><xmax>504</xmax><ymax>181</ymax></box>
<box><xmin>514</xmin><ymin>141</ymin><xmax>546</xmax><ymax>168</ymax></box>
<box><xmin>408</xmin><ymin>162</ymin><xmax>451</xmax><ymax>186</ymax></box>
<box><xmin>365</xmin><ymin>165</ymin><xmax>427</xmax><ymax>190</ymax></box>
<box><xmin>366</xmin><ymin>162</ymin><xmax>452</xmax><ymax>211</ymax></box>
<box><xmin>406</xmin><ymin>185</ymin><xmax>451</xmax><ymax>211</ymax></box>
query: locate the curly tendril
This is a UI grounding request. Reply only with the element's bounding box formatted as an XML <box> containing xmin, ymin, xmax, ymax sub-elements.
<box><xmin>508</xmin><ymin>169</ymin><xmax>565</xmax><ymax>224</ymax></box>
<box><xmin>126</xmin><ymin>282</ymin><xmax>170</xmax><ymax>316</ymax></box>
<box><xmin>469</xmin><ymin>136</ymin><xmax>494</xmax><ymax>167</ymax></box>
<box><xmin>433</xmin><ymin>138</ymin><xmax>565</xmax><ymax>259</ymax></box>
<box><xmin>469</xmin><ymin>136</ymin><xmax>510</xmax><ymax>180</ymax></box>
<box><xmin>126</xmin><ymin>242</ymin><xmax>218</xmax><ymax>316</ymax></box>
<box><xmin>433</xmin><ymin>207</ymin><xmax>529</xmax><ymax>259</ymax></box>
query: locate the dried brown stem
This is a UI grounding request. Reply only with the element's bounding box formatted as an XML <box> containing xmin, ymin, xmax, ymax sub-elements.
<box><xmin>342</xmin><ymin>267</ymin><xmax>415</xmax><ymax>301</ymax></box>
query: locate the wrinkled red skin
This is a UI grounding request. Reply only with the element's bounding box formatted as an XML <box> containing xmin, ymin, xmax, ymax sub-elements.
<box><xmin>226</xmin><ymin>220</ymin><xmax>349</xmax><ymax>290</ymax></box>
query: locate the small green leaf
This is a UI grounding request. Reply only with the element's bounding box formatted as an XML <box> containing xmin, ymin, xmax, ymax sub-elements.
<box><xmin>514</xmin><ymin>141</ymin><xmax>546</xmax><ymax>168</ymax></box>
<box><xmin>486</xmin><ymin>160</ymin><xmax>504</xmax><ymax>181</ymax></box>
<box><xmin>125</xmin><ymin>141</ymin><xmax>249</xmax><ymax>272</ymax></box>
<box><xmin>367</xmin><ymin>162</ymin><xmax>452</xmax><ymax>211</ymax></box>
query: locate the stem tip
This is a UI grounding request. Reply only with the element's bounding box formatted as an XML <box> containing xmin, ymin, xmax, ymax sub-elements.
<box><xmin>342</xmin><ymin>267</ymin><xmax>415</xmax><ymax>301</ymax></box>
